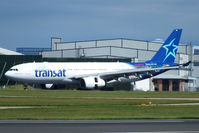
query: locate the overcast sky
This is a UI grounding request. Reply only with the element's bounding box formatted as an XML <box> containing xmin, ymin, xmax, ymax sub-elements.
<box><xmin>0</xmin><ymin>0</ymin><xmax>199</xmax><ymax>50</ymax></box>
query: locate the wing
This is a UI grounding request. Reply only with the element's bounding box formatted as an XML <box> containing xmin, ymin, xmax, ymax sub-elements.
<box><xmin>68</xmin><ymin>65</ymin><xmax>180</xmax><ymax>81</ymax></box>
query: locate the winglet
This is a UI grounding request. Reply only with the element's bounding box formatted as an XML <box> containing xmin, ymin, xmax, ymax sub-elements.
<box><xmin>182</xmin><ymin>61</ymin><xmax>191</xmax><ymax>67</ymax></box>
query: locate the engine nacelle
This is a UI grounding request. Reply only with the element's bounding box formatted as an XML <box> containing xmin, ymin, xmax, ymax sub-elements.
<box><xmin>80</xmin><ymin>76</ymin><xmax>106</xmax><ymax>89</ymax></box>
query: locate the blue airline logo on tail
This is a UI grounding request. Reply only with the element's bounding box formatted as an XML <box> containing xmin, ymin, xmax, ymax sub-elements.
<box><xmin>163</xmin><ymin>38</ymin><xmax>178</xmax><ymax>62</ymax></box>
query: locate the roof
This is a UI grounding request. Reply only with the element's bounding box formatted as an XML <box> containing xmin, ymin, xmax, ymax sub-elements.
<box><xmin>0</xmin><ymin>48</ymin><xmax>23</xmax><ymax>55</ymax></box>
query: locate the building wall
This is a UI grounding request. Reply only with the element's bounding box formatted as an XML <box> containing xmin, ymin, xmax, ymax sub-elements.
<box><xmin>123</xmin><ymin>40</ymin><xmax>148</xmax><ymax>50</ymax></box>
<box><xmin>192</xmin><ymin>46</ymin><xmax>199</xmax><ymax>88</ymax></box>
<box><xmin>51</xmin><ymin>37</ymin><xmax>61</xmax><ymax>50</ymax></box>
<box><xmin>57</xmin><ymin>42</ymin><xmax>76</xmax><ymax>50</ymax></box>
<box><xmin>47</xmin><ymin>38</ymin><xmax>190</xmax><ymax>59</ymax></box>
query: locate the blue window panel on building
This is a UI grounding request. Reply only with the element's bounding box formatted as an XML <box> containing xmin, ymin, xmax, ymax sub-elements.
<box><xmin>16</xmin><ymin>48</ymin><xmax>51</xmax><ymax>55</ymax></box>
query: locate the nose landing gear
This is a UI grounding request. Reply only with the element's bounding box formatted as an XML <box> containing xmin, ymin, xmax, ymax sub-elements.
<box><xmin>23</xmin><ymin>84</ymin><xmax>28</xmax><ymax>90</ymax></box>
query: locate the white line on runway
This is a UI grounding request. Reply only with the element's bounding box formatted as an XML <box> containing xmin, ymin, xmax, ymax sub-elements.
<box><xmin>0</xmin><ymin>106</ymin><xmax>56</xmax><ymax>109</ymax></box>
<box><xmin>0</xmin><ymin>106</ymin><xmax>34</xmax><ymax>109</ymax></box>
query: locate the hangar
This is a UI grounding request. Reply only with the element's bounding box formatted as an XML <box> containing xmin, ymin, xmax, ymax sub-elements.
<box><xmin>40</xmin><ymin>37</ymin><xmax>199</xmax><ymax>91</ymax></box>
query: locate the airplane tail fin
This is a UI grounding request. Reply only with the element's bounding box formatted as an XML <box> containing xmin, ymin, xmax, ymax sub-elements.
<box><xmin>146</xmin><ymin>29</ymin><xmax>182</xmax><ymax>65</ymax></box>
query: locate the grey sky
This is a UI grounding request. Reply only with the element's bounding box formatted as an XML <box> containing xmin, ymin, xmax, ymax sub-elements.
<box><xmin>0</xmin><ymin>0</ymin><xmax>199</xmax><ymax>50</ymax></box>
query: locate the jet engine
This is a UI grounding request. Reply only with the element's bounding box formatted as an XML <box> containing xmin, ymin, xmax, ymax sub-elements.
<box><xmin>80</xmin><ymin>76</ymin><xmax>106</xmax><ymax>89</ymax></box>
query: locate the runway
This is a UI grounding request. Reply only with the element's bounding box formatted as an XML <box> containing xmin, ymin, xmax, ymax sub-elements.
<box><xmin>0</xmin><ymin>120</ymin><xmax>199</xmax><ymax>133</ymax></box>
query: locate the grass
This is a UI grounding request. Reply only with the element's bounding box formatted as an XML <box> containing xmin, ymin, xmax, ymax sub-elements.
<box><xmin>1</xmin><ymin>87</ymin><xmax>199</xmax><ymax>98</ymax></box>
<box><xmin>1</xmin><ymin>105</ymin><xmax>199</xmax><ymax>120</ymax></box>
<box><xmin>0</xmin><ymin>86</ymin><xmax>199</xmax><ymax>120</ymax></box>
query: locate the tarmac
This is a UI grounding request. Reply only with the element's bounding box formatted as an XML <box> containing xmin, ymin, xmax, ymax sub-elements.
<box><xmin>0</xmin><ymin>119</ymin><xmax>199</xmax><ymax>133</ymax></box>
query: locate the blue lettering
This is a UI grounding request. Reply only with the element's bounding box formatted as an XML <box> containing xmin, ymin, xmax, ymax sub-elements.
<box><xmin>35</xmin><ymin>70</ymin><xmax>39</xmax><ymax>77</ymax></box>
<box><xmin>53</xmin><ymin>70</ymin><xmax>56</xmax><ymax>77</ymax></box>
<box><xmin>63</xmin><ymin>69</ymin><xmax>66</xmax><ymax>77</ymax></box>
<box><xmin>34</xmin><ymin>69</ymin><xmax>66</xmax><ymax>77</ymax></box>
<box><xmin>58</xmin><ymin>70</ymin><xmax>62</xmax><ymax>77</ymax></box>
<box><xmin>39</xmin><ymin>70</ymin><xmax>42</xmax><ymax>77</ymax></box>
<box><xmin>42</xmin><ymin>70</ymin><xmax>48</xmax><ymax>77</ymax></box>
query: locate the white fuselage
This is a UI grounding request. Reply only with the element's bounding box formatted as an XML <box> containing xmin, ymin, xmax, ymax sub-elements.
<box><xmin>5</xmin><ymin>62</ymin><xmax>135</xmax><ymax>84</ymax></box>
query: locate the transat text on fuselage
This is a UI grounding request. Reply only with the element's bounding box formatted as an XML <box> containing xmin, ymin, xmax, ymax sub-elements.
<box><xmin>35</xmin><ymin>69</ymin><xmax>66</xmax><ymax>77</ymax></box>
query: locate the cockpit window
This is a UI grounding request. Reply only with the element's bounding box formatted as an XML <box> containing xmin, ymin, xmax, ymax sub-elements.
<box><xmin>9</xmin><ymin>69</ymin><xmax>18</xmax><ymax>71</ymax></box>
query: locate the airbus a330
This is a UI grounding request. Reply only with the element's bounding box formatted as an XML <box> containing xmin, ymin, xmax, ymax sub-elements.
<box><xmin>5</xmin><ymin>29</ymin><xmax>190</xmax><ymax>89</ymax></box>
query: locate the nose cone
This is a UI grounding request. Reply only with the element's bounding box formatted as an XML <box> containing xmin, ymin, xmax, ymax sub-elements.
<box><xmin>5</xmin><ymin>71</ymin><xmax>12</xmax><ymax>79</ymax></box>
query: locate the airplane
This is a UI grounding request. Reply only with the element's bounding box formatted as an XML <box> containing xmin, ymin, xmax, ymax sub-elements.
<box><xmin>5</xmin><ymin>29</ymin><xmax>190</xmax><ymax>90</ymax></box>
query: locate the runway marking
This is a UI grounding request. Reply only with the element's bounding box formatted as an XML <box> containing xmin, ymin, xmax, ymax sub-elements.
<box><xmin>0</xmin><ymin>95</ymin><xmax>36</xmax><ymax>98</ymax></box>
<box><xmin>160</xmin><ymin>103</ymin><xmax>199</xmax><ymax>106</ymax></box>
<box><xmin>0</xmin><ymin>106</ymin><xmax>56</xmax><ymax>109</ymax></box>
<box><xmin>0</xmin><ymin>106</ymin><xmax>35</xmax><ymax>109</ymax></box>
